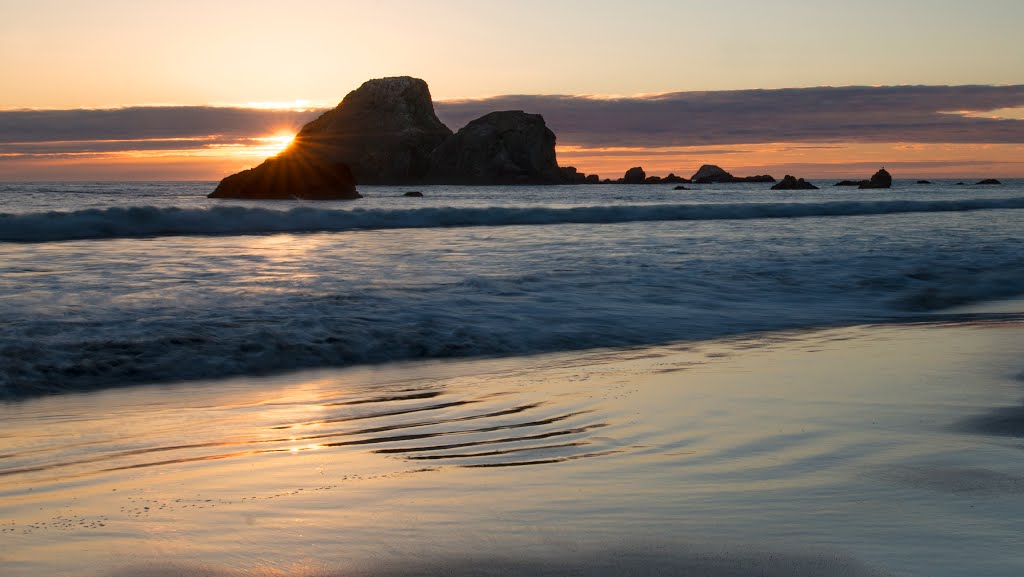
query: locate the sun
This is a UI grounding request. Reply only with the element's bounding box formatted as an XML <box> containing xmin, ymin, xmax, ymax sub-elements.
<box><xmin>257</xmin><ymin>132</ymin><xmax>296</xmax><ymax>156</ymax></box>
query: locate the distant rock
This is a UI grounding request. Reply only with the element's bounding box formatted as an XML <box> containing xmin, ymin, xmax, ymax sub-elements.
<box><xmin>662</xmin><ymin>173</ymin><xmax>691</xmax><ymax>184</ymax></box>
<box><xmin>916</xmin><ymin>180</ymin><xmax>932</xmax><ymax>184</ymax></box>
<box><xmin>209</xmin><ymin>153</ymin><xmax>360</xmax><ymax>200</ymax></box>
<box><xmin>771</xmin><ymin>175</ymin><xmax>819</xmax><ymax>190</ymax></box>
<box><xmin>977</xmin><ymin>179</ymin><xmax>1002</xmax><ymax>185</ymax></box>
<box><xmin>644</xmin><ymin>176</ymin><xmax>663</xmax><ymax>184</ymax></box>
<box><xmin>673</xmin><ymin>185</ymin><xmax>690</xmax><ymax>190</ymax></box>
<box><xmin>559</xmin><ymin>166</ymin><xmax>600</xmax><ymax>184</ymax></box>
<box><xmin>739</xmin><ymin>174</ymin><xmax>776</xmax><ymax>183</ymax></box>
<box><xmin>691</xmin><ymin>164</ymin><xmax>732</xmax><ymax>183</ymax></box>
<box><xmin>859</xmin><ymin>168</ymin><xmax>892</xmax><ymax>189</ymax></box>
<box><xmin>293</xmin><ymin>76</ymin><xmax>453</xmax><ymax>184</ymax></box>
<box><xmin>428</xmin><ymin>111</ymin><xmax>562</xmax><ymax>184</ymax></box>
<box><xmin>834</xmin><ymin>180</ymin><xmax>864</xmax><ymax>186</ymax></box>
<box><xmin>690</xmin><ymin>164</ymin><xmax>774</xmax><ymax>183</ymax></box>
<box><xmin>402</xmin><ymin>191</ymin><xmax>424</xmax><ymax>197</ymax></box>
<box><xmin>956</xmin><ymin>182</ymin><xmax>966</xmax><ymax>186</ymax></box>
<box><xmin>623</xmin><ymin>167</ymin><xmax>647</xmax><ymax>184</ymax></box>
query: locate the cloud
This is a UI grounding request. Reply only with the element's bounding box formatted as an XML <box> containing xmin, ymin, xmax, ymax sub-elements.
<box><xmin>0</xmin><ymin>106</ymin><xmax>318</xmax><ymax>144</ymax></box>
<box><xmin>1</xmin><ymin>85</ymin><xmax>1022</xmax><ymax>161</ymax></box>
<box><xmin>435</xmin><ymin>85</ymin><xmax>1024</xmax><ymax>148</ymax></box>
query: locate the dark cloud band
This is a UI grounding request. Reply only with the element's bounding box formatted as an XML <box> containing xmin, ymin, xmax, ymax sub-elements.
<box><xmin>1</xmin><ymin>85</ymin><xmax>1022</xmax><ymax>157</ymax></box>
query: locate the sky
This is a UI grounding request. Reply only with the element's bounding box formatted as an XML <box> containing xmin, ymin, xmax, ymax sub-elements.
<box><xmin>1</xmin><ymin>0</ymin><xmax>1023</xmax><ymax>179</ymax></box>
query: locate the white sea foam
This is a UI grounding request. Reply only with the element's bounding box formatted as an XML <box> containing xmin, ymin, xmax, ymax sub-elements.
<box><xmin>3</xmin><ymin>196</ymin><xmax>1024</xmax><ymax>242</ymax></box>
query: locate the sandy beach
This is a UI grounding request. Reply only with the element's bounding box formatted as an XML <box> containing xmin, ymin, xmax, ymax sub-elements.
<box><xmin>3</xmin><ymin>304</ymin><xmax>1023</xmax><ymax>577</ymax></box>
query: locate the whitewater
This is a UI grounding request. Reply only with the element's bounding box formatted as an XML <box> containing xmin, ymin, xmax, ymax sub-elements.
<box><xmin>2</xmin><ymin>179</ymin><xmax>1023</xmax><ymax>397</ymax></box>
<box><xmin>4</xmin><ymin>179</ymin><xmax>1024</xmax><ymax>577</ymax></box>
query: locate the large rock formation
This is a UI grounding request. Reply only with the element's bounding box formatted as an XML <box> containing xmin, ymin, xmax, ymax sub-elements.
<box><xmin>294</xmin><ymin>76</ymin><xmax>453</xmax><ymax>184</ymax></box>
<box><xmin>427</xmin><ymin>111</ymin><xmax>562</xmax><ymax>184</ymax></box>
<box><xmin>210</xmin><ymin>76</ymin><xmax>452</xmax><ymax>198</ymax></box>
<box><xmin>771</xmin><ymin>175</ymin><xmax>819</xmax><ymax>190</ymax></box>
<box><xmin>209</xmin><ymin>151</ymin><xmax>360</xmax><ymax>199</ymax></box>
<box><xmin>690</xmin><ymin>164</ymin><xmax>775</xmax><ymax>184</ymax></box>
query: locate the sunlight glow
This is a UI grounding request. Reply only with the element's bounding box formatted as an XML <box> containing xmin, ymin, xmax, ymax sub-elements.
<box><xmin>252</xmin><ymin>132</ymin><xmax>296</xmax><ymax>157</ymax></box>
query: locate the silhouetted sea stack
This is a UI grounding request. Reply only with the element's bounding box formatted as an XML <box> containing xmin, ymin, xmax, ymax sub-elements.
<box><xmin>977</xmin><ymin>179</ymin><xmax>1002</xmax><ymax>185</ymax></box>
<box><xmin>294</xmin><ymin>76</ymin><xmax>452</xmax><ymax>184</ymax></box>
<box><xmin>209</xmin><ymin>153</ymin><xmax>360</xmax><ymax>200</ymax></box>
<box><xmin>835</xmin><ymin>168</ymin><xmax>894</xmax><ymax>189</ymax></box>
<box><xmin>623</xmin><ymin>167</ymin><xmax>647</xmax><ymax>184</ymax></box>
<box><xmin>691</xmin><ymin>164</ymin><xmax>731</xmax><ymax>183</ymax></box>
<box><xmin>662</xmin><ymin>173</ymin><xmax>691</xmax><ymax>184</ymax></box>
<box><xmin>427</xmin><ymin>111</ymin><xmax>562</xmax><ymax>184</ymax></box>
<box><xmin>858</xmin><ymin>168</ymin><xmax>893</xmax><ymax>189</ymax></box>
<box><xmin>771</xmin><ymin>175</ymin><xmax>819</xmax><ymax>190</ymax></box>
<box><xmin>690</xmin><ymin>164</ymin><xmax>775</xmax><ymax>184</ymax></box>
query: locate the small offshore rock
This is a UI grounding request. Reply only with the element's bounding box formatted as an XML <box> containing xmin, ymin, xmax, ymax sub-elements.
<box><xmin>977</xmin><ymin>179</ymin><xmax>1002</xmax><ymax>185</ymax></box>
<box><xmin>402</xmin><ymin>191</ymin><xmax>424</xmax><ymax>197</ymax></box>
<box><xmin>771</xmin><ymin>175</ymin><xmax>819</xmax><ymax>190</ymax></box>
<box><xmin>859</xmin><ymin>168</ymin><xmax>893</xmax><ymax>189</ymax></box>
<box><xmin>623</xmin><ymin>167</ymin><xmax>647</xmax><ymax>184</ymax></box>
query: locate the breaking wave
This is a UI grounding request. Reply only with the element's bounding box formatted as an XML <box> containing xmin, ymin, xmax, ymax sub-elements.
<box><xmin>4</xmin><ymin>197</ymin><xmax>1024</xmax><ymax>242</ymax></box>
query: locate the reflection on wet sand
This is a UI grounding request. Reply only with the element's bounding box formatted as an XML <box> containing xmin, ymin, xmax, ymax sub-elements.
<box><xmin>3</xmin><ymin>317</ymin><xmax>1024</xmax><ymax>577</ymax></box>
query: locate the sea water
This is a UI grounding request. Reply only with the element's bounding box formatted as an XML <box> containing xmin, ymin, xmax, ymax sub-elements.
<box><xmin>2</xmin><ymin>180</ymin><xmax>1024</xmax><ymax>576</ymax></box>
<box><xmin>1</xmin><ymin>180</ymin><xmax>1023</xmax><ymax>396</ymax></box>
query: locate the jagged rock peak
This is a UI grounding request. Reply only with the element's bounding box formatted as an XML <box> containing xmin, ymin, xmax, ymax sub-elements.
<box><xmin>299</xmin><ymin>76</ymin><xmax>449</xmax><ymax>138</ymax></box>
<box><xmin>289</xmin><ymin>76</ymin><xmax>452</xmax><ymax>184</ymax></box>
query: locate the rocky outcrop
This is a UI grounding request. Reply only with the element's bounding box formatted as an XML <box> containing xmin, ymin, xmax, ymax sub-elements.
<box><xmin>835</xmin><ymin>168</ymin><xmax>894</xmax><ymax>189</ymax></box>
<box><xmin>690</xmin><ymin>164</ymin><xmax>775</xmax><ymax>184</ymax></box>
<box><xmin>559</xmin><ymin>166</ymin><xmax>602</xmax><ymax>184</ymax></box>
<box><xmin>771</xmin><ymin>175</ymin><xmax>819</xmax><ymax>190</ymax></box>
<box><xmin>673</xmin><ymin>185</ymin><xmax>690</xmax><ymax>190</ymax></box>
<box><xmin>427</xmin><ymin>111</ymin><xmax>562</xmax><ymax>184</ymax></box>
<box><xmin>662</xmin><ymin>173</ymin><xmax>691</xmax><ymax>184</ymax></box>
<box><xmin>859</xmin><ymin>168</ymin><xmax>893</xmax><ymax>189</ymax></box>
<box><xmin>293</xmin><ymin>76</ymin><xmax>453</xmax><ymax>184</ymax></box>
<box><xmin>210</xmin><ymin>76</ymin><xmax>451</xmax><ymax>197</ymax></box>
<box><xmin>209</xmin><ymin>152</ymin><xmax>360</xmax><ymax>199</ymax></box>
<box><xmin>690</xmin><ymin>164</ymin><xmax>732</xmax><ymax>183</ymax></box>
<box><xmin>916</xmin><ymin>180</ymin><xmax>932</xmax><ymax>184</ymax></box>
<box><xmin>623</xmin><ymin>167</ymin><xmax>647</xmax><ymax>184</ymax></box>
<box><xmin>977</xmin><ymin>179</ymin><xmax>1002</xmax><ymax>185</ymax></box>
<box><xmin>402</xmin><ymin>191</ymin><xmax>424</xmax><ymax>197</ymax></box>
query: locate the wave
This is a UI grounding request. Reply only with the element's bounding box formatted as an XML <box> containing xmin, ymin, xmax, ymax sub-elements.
<box><xmin>4</xmin><ymin>197</ymin><xmax>1024</xmax><ymax>242</ymax></box>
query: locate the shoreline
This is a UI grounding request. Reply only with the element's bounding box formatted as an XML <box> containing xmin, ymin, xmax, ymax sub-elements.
<box><xmin>3</xmin><ymin>312</ymin><xmax>1024</xmax><ymax>576</ymax></box>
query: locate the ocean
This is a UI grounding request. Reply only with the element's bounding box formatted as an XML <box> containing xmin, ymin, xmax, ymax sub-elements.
<box><xmin>2</xmin><ymin>180</ymin><xmax>1024</xmax><ymax>576</ymax></box>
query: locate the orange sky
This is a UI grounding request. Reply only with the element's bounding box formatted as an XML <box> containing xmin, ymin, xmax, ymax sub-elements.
<box><xmin>3</xmin><ymin>140</ymin><xmax>1022</xmax><ymax>182</ymax></box>
<box><xmin>3</xmin><ymin>2</ymin><xmax>1023</xmax><ymax>180</ymax></box>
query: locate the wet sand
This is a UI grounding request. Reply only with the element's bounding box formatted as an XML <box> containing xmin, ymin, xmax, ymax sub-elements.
<box><xmin>2</xmin><ymin>312</ymin><xmax>1024</xmax><ymax>577</ymax></box>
